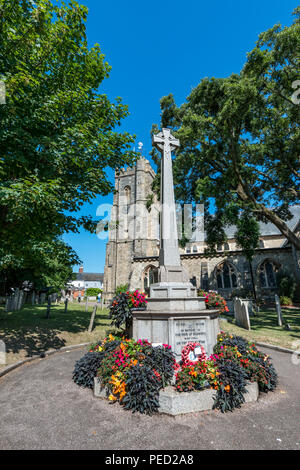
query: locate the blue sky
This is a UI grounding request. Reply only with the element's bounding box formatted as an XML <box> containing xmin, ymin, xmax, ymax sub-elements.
<box><xmin>63</xmin><ymin>0</ymin><xmax>299</xmax><ymax>274</ymax></box>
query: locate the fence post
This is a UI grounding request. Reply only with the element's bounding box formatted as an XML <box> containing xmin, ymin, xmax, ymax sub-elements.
<box><xmin>88</xmin><ymin>305</ymin><xmax>97</xmax><ymax>333</ymax></box>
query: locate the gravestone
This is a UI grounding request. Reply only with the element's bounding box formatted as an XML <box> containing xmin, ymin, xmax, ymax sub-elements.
<box><xmin>132</xmin><ymin>129</ymin><xmax>219</xmax><ymax>360</ymax></box>
<box><xmin>46</xmin><ymin>297</ymin><xmax>51</xmax><ymax>319</ymax></box>
<box><xmin>0</xmin><ymin>340</ymin><xmax>5</xmax><ymax>365</ymax></box>
<box><xmin>17</xmin><ymin>290</ymin><xmax>24</xmax><ymax>310</ymax></box>
<box><xmin>234</xmin><ymin>298</ymin><xmax>251</xmax><ymax>330</ymax></box>
<box><xmin>275</xmin><ymin>294</ymin><xmax>283</xmax><ymax>327</ymax></box>
<box><xmin>12</xmin><ymin>289</ymin><xmax>19</xmax><ymax>311</ymax></box>
<box><xmin>5</xmin><ymin>296</ymin><xmax>11</xmax><ymax>312</ymax></box>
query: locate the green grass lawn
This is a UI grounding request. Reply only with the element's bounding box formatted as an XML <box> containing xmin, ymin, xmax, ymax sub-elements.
<box><xmin>1</xmin><ymin>302</ymin><xmax>299</xmax><ymax>369</ymax></box>
<box><xmin>0</xmin><ymin>302</ymin><xmax>118</xmax><ymax>368</ymax></box>
<box><xmin>220</xmin><ymin>307</ymin><xmax>300</xmax><ymax>350</ymax></box>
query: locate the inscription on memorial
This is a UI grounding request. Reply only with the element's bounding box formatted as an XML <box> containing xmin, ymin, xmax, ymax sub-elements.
<box><xmin>174</xmin><ymin>319</ymin><xmax>207</xmax><ymax>355</ymax></box>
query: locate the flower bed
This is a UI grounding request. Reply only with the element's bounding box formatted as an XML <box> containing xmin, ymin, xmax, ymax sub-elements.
<box><xmin>175</xmin><ymin>332</ymin><xmax>278</xmax><ymax>412</ymax></box>
<box><xmin>109</xmin><ymin>290</ymin><xmax>147</xmax><ymax>335</ymax></box>
<box><xmin>73</xmin><ymin>332</ymin><xmax>277</xmax><ymax>415</ymax></box>
<box><xmin>199</xmin><ymin>289</ymin><xmax>229</xmax><ymax>315</ymax></box>
<box><xmin>73</xmin><ymin>334</ymin><xmax>176</xmax><ymax>414</ymax></box>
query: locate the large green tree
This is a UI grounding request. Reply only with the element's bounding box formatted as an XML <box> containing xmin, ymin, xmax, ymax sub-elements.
<box><xmin>0</xmin><ymin>0</ymin><xmax>136</xmax><ymax>292</ymax></box>
<box><xmin>152</xmin><ymin>8</ymin><xmax>300</xmax><ymax>251</ymax></box>
<box><xmin>0</xmin><ymin>237</ymin><xmax>80</xmax><ymax>294</ymax></box>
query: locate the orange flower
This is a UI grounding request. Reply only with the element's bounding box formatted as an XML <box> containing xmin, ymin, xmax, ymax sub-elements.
<box><xmin>225</xmin><ymin>385</ymin><xmax>230</xmax><ymax>392</ymax></box>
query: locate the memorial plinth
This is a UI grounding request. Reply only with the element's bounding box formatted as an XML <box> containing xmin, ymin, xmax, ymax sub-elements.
<box><xmin>132</xmin><ymin>306</ymin><xmax>219</xmax><ymax>360</ymax></box>
<box><xmin>132</xmin><ymin>128</ymin><xmax>220</xmax><ymax>359</ymax></box>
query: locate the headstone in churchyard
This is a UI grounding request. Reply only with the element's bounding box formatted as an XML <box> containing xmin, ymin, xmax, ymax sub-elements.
<box><xmin>46</xmin><ymin>297</ymin><xmax>51</xmax><ymax>319</ymax></box>
<box><xmin>31</xmin><ymin>291</ymin><xmax>36</xmax><ymax>305</ymax></box>
<box><xmin>17</xmin><ymin>290</ymin><xmax>24</xmax><ymax>310</ymax></box>
<box><xmin>5</xmin><ymin>296</ymin><xmax>11</xmax><ymax>312</ymax></box>
<box><xmin>275</xmin><ymin>294</ymin><xmax>283</xmax><ymax>327</ymax></box>
<box><xmin>12</xmin><ymin>289</ymin><xmax>19</xmax><ymax>311</ymax></box>
<box><xmin>234</xmin><ymin>298</ymin><xmax>251</xmax><ymax>330</ymax></box>
<box><xmin>64</xmin><ymin>298</ymin><xmax>68</xmax><ymax>313</ymax></box>
<box><xmin>0</xmin><ymin>340</ymin><xmax>6</xmax><ymax>365</ymax></box>
<box><xmin>40</xmin><ymin>293</ymin><xmax>46</xmax><ymax>304</ymax></box>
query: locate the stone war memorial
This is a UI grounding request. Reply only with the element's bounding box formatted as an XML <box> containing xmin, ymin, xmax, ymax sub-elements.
<box><xmin>132</xmin><ymin>129</ymin><xmax>219</xmax><ymax>359</ymax></box>
<box><xmin>89</xmin><ymin>129</ymin><xmax>273</xmax><ymax>417</ymax></box>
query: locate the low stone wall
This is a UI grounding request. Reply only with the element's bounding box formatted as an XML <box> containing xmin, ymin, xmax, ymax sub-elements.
<box><xmin>158</xmin><ymin>382</ymin><xmax>258</xmax><ymax>415</ymax></box>
<box><xmin>94</xmin><ymin>378</ymin><xmax>259</xmax><ymax>416</ymax></box>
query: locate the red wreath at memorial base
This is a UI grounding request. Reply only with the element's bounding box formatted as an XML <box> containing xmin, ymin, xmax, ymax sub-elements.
<box><xmin>181</xmin><ymin>342</ymin><xmax>207</xmax><ymax>367</ymax></box>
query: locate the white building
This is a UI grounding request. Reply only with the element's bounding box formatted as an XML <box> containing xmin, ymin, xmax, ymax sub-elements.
<box><xmin>70</xmin><ymin>266</ymin><xmax>104</xmax><ymax>291</ymax></box>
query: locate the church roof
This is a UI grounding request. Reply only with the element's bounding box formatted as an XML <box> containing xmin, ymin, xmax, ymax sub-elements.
<box><xmin>224</xmin><ymin>205</ymin><xmax>300</xmax><ymax>239</ymax></box>
<box><xmin>74</xmin><ymin>273</ymin><xmax>104</xmax><ymax>282</ymax></box>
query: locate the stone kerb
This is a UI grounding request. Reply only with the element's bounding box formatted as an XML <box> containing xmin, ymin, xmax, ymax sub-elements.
<box><xmin>94</xmin><ymin>378</ymin><xmax>259</xmax><ymax>415</ymax></box>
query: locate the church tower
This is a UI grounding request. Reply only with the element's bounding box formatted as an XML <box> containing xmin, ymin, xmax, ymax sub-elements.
<box><xmin>102</xmin><ymin>157</ymin><xmax>159</xmax><ymax>304</ymax></box>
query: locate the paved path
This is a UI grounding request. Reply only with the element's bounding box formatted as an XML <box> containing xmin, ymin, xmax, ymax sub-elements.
<box><xmin>0</xmin><ymin>347</ymin><xmax>299</xmax><ymax>450</ymax></box>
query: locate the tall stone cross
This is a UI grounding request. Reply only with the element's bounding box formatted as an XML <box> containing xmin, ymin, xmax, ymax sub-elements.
<box><xmin>152</xmin><ymin>128</ymin><xmax>181</xmax><ymax>268</ymax></box>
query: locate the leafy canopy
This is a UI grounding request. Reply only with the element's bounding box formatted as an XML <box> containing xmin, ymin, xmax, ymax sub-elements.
<box><xmin>0</xmin><ymin>0</ymin><xmax>136</xmax><ymax>293</ymax></box>
<box><xmin>151</xmin><ymin>8</ymin><xmax>300</xmax><ymax>252</ymax></box>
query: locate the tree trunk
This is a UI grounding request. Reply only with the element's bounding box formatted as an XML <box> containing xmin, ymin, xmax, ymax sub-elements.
<box><xmin>260</xmin><ymin>206</ymin><xmax>300</xmax><ymax>250</ymax></box>
<box><xmin>248</xmin><ymin>260</ymin><xmax>257</xmax><ymax>306</ymax></box>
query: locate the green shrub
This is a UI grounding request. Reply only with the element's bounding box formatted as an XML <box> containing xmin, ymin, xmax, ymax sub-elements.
<box><xmin>115</xmin><ymin>284</ymin><xmax>129</xmax><ymax>295</ymax></box>
<box><xmin>280</xmin><ymin>296</ymin><xmax>292</xmax><ymax>306</ymax></box>
<box><xmin>85</xmin><ymin>288</ymin><xmax>102</xmax><ymax>297</ymax></box>
<box><xmin>276</xmin><ymin>270</ymin><xmax>296</xmax><ymax>299</ymax></box>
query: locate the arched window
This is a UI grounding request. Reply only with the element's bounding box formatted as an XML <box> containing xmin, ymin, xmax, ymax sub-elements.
<box><xmin>258</xmin><ymin>260</ymin><xmax>279</xmax><ymax>288</ymax></box>
<box><xmin>216</xmin><ymin>262</ymin><xmax>237</xmax><ymax>289</ymax></box>
<box><xmin>123</xmin><ymin>186</ymin><xmax>131</xmax><ymax>214</ymax></box>
<box><xmin>259</xmin><ymin>239</ymin><xmax>264</xmax><ymax>248</ymax></box>
<box><xmin>193</xmin><ymin>245</ymin><xmax>198</xmax><ymax>253</ymax></box>
<box><xmin>217</xmin><ymin>244</ymin><xmax>223</xmax><ymax>252</ymax></box>
<box><xmin>143</xmin><ymin>266</ymin><xmax>158</xmax><ymax>294</ymax></box>
<box><xmin>124</xmin><ymin>186</ymin><xmax>131</xmax><ymax>202</ymax></box>
<box><xmin>224</xmin><ymin>242</ymin><xmax>230</xmax><ymax>251</ymax></box>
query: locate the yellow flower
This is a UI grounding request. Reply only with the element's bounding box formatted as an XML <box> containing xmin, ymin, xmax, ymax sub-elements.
<box><xmin>108</xmin><ymin>394</ymin><xmax>116</xmax><ymax>401</ymax></box>
<box><xmin>98</xmin><ymin>346</ymin><xmax>103</xmax><ymax>352</ymax></box>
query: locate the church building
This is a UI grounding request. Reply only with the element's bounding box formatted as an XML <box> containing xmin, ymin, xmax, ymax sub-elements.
<box><xmin>103</xmin><ymin>157</ymin><xmax>300</xmax><ymax>304</ymax></box>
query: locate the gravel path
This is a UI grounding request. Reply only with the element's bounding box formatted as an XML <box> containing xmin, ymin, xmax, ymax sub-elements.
<box><xmin>0</xmin><ymin>347</ymin><xmax>299</xmax><ymax>450</ymax></box>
